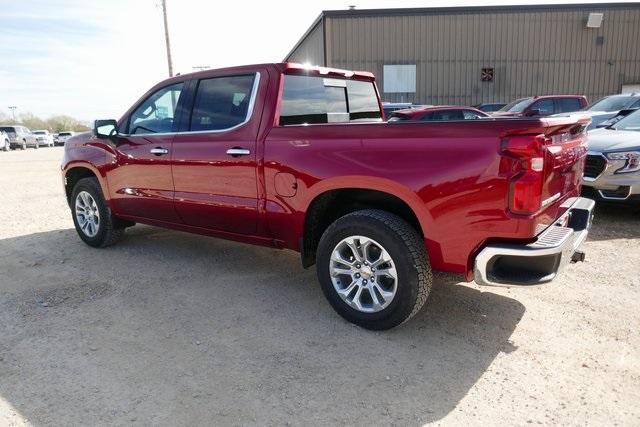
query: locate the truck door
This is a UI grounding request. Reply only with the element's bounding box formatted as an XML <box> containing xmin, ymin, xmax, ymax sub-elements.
<box><xmin>171</xmin><ymin>71</ymin><xmax>263</xmax><ymax>235</ymax></box>
<box><xmin>107</xmin><ymin>82</ymin><xmax>185</xmax><ymax>222</ymax></box>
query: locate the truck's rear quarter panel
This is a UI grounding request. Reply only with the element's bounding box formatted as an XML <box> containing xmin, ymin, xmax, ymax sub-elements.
<box><xmin>264</xmin><ymin>118</ymin><xmax>587</xmax><ymax>278</ymax></box>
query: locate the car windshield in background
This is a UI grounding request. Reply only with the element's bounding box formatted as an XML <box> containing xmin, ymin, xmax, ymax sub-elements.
<box><xmin>59</xmin><ymin>132</ymin><xmax>72</xmax><ymax>136</ymax></box>
<box><xmin>587</xmin><ymin>96</ymin><xmax>640</xmax><ymax>112</ymax></box>
<box><xmin>0</xmin><ymin>127</ymin><xmax>16</xmax><ymax>133</ymax></box>
<box><xmin>611</xmin><ymin>109</ymin><xmax>640</xmax><ymax>131</ymax></box>
<box><xmin>33</xmin><ymin>131</ymin><xmax>46</xmax><ymax>135</ymax></box>
<box><xmin>499</xmin><ymin>97</ymin><xmax>533</xmax><ymax>113</ymax></box>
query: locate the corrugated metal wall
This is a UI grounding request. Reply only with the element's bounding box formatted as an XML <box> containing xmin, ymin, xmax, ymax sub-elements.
<box><xmin>315</xmin><ymin>6</ymin><xmax>640</xmax><ymax>105</ymax></box>
<box><xmin>287</xmin><ymin>20</ymin><xmax>325</xmax><ymax>65</ymax></box>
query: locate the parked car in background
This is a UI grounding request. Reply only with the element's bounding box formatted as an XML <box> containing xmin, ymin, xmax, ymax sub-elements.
<box><xmin>594</xmin><ymin>107</ymin><xmax>639</xmax><ymax>129</ymax></box>
<box><xmin>382</xmin><ymin>102</ymin><xmax>429</xmax><ymax>119</ymax></box>
<box><xmin>0</xmin><ymin>131</ymin><xmax>9</xmax><ymax>151</ymax></box>
<box><xmin>388</xmin><ymin>106</ymin><xmax>489</xmax><ymax>122</ymax></box>
<box><xmin>53</xmin><ymin>133</ymin><xmax>59</xmax><ymax>145</ymax></box>
<box><xmin>33</xmin><ymin>130</ymin><xmax>55</xmax><ymax>147</ymax></box>
<box><xmin>582</xmin><ymin>108</ymin><xmax>640</xmax><ymax>204</ymax></box>
<box><xmin>557</xmin><ymin>93</ymin><xmax>640</xmax><ymax>130</ymax></box>
<box><xmin>492</xmin><ymin>95</ymin><xmax>588</xmax><ymax>118</ymax></box>
<box><xmin>62</xmin><ymin>62</ymin><xmax>593</xmax><ymax>330</ymax></box>
<box><xmin>0</xmin><ymin>125</ymin><xmax>38</xmax><ymax>149</ymax></box>
<box><xmin>473</xmin><ymin>102</ymin><xmax>507</xmax><ymax>113</ymax></box>
<box><xmin>57</xmin><ymin>131</ymin><xmax>75</xmax><ymax>145</ymax></box>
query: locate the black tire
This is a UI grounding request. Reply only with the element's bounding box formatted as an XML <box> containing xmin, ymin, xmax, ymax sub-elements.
<box><xmin>316</xmin><ymin>209</ymin><xmax>432</xmax><ymax>330</ymax></box>
<box><xmin>21</xmin><ymin>141</ymin><xmax>26</xmax><ymax>150</ymax></box>
<box><xmin>34</xmin><ymin>141</ymin><xmax>39</xmax><ymax>149</ymax></box>
<box><xmin>3</xmin><ymin>141</ymin><xmax>8</xmax><ymax>151</ymax></box>
<box><xmin>71</xmin><ymin>177</ymin><xmax>125</xmax><ymax>247</ymax></box>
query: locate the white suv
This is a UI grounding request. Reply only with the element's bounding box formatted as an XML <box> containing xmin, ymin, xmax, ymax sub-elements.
<box><xmin>57</xmin><ymin>131</ymin><xmax>75</xmax><ymax>145</ymax></box>
<box><xmin>33</xmin><ymin>130</ymin><xmax>55</xmax><ymax>147</ymax></box>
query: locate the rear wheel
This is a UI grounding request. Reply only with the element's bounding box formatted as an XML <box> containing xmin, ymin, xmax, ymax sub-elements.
<box><xmin>71</xmin><ymin>177</ymin><xmax>126</xmax><ymax>247</ymax></box>
<box><xmin>316</xmin><ymin>209</ymin><xmax>432</xmax><ymax>330</ymax></box>
<box><xmin>21</xmin><ymin>141</ymin><xmax>26</xmax><ymax>150</ymax></box>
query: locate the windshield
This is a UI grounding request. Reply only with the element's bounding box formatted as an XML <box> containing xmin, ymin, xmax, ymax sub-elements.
<box><xmin>587</xmin><ymin>96</ymin><xmax>638</xmax><ymax>112</ymax></box>
<box><xmin>59</xmin><ymin>132</ymin><xmax>72</xmax><ymax>136</ymax></box>
<box><xmin>611</xmin><ymin>109</ymin><xmax>640</xmax><ymax>131</ymax></box>
<box><xmin>33</xmin><ymin>131</ymin><xmax>46</xmax><ymax>135</ymax></box>
<box><xmin>499</xmin><ymin>97</ymin><xmax>533</xmax><ymax>113</ymax></box>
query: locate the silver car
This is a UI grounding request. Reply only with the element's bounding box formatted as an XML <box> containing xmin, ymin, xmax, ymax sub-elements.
<box><xmin>582</xmin><ymin>109</ymin><xmax>640</xmax><ymax>204</ymax></box>
<box><xmin>33</xmin><ymin>130</ymin><xmax>55</xmax><ymax>147</ymax></box>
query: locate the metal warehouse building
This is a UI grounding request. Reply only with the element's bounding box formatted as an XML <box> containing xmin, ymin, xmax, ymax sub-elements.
<box><xmin>284</xmin><ymin>3</ymin><xmax>640</xmax><ymax>105</ymax></box>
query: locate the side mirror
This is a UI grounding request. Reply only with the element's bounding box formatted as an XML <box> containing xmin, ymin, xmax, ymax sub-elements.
<box><xmin>526</xmin><ymin>109</ymin><xmax>541</xmax><ymax>117</ymax></box>
<box><xmin>94</xmin><ymin>119</ymin><xmax>118</xmax><ymax>139</ymax></box>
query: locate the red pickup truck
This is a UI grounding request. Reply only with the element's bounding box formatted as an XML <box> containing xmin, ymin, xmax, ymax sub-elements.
<box><xmin>62</xmin><ymin>63</ymin><xmax>594</xmax><ymax>330</ymax></box>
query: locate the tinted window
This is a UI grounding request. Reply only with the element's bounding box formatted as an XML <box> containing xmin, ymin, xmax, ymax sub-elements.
<box><xmin>424</xmin><ymin>110</ymin><xmax>465</xmax><ymax>121</ymax></box>
<box><xmin>59</xmin><ymin>132</ymin><xmax>72</xmax><ymax>136</ymax></box>
<box><xmin>463</xmin><ymin>110</ymin><xmax>483</xmax><ymax>119</ymax></box>
<box><xmin>500</xmin><ymin>98</ymin><xmax>533</xmax><ymax>113</ymax></box>
<box><xmin>129</xmin><ymin>82</ymin><xmax>184</xmax><ymax>135</ymax></box>
<box><xmin>190</xmin><ymin>74</ymin><xmax>256</xmax><ymax>131</ymax></box>
<box><xmin>0</xmin><ymin>127</ymin><xmax>16</xmax><ymax>133</ymax></box>
<box><xmin>556</xmin><ymin>98</ymin><xmax>582</xmax><ymax>113</ymax></box>
<box><xmin>279</xmin><ymin>75</ymin><xmax>381</xmax><ymax>126</ymax></box>
<box><xmin>531</xmin><ymin>99</ymin><xmax>554</xmax><ymax>115</ymax></box>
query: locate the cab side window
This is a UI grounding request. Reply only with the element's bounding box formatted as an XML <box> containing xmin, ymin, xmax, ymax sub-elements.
<box><xmin>128</xmin><ymin>82</ymin><xmax>184</xmax><ymax>135</ymax></box>
<box><xmin>189</xmin><ymin>74</ymin><xmax>256</xmax><ymax>132</ymax></box>
<box><xmin>556</xmin><ymin>98</ymin><xmax>582</xmax><ymax>113</ymax></box>
<box><xmin>531</xmin><ymin>99</ymin><xmax>554</xmax><ymax>115</ymax></box>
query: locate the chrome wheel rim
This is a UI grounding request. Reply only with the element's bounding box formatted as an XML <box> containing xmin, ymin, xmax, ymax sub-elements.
<box><xmin>75</xmin><ymin>191</ymin><xmax>100</xmax><ymax>237</ymax></box>
<box><xmin>329</xmin><ymin>235</ymin><xmax>398</xmax><ymax>313</ymax></box>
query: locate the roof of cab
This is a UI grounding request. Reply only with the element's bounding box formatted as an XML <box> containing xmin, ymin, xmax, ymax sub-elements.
<box><xmin>159</xmin><ymin>62</ymin><xmax>376</xmax><ymax>86</ymax></box>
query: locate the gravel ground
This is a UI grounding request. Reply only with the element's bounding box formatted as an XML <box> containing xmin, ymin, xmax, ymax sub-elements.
<box><xmin>1</xmin><ymin>147</ymin><xmax>639</xmax><ymax>426</ymax></box>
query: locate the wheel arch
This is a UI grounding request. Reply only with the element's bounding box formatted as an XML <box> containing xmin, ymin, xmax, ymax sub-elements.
<box><xmin>299</xmin><ymin>178</ymin><xmax>432</xmax><ymax>268</ymax></box>
<box><xmin>63</xmin><ymin>163</ymin><xmax>108</xmax><ymax>207</ymax></box>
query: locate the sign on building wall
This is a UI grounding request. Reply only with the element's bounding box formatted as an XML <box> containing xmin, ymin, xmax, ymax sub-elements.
<box><xmin>383</xmin><ymin>65</ymin><xmax>416</xmax><ymax>93</ymax></box>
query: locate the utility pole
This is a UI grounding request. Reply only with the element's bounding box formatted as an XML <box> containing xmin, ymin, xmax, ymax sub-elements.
<box><xmin>161</xmin><ymin>0</ymin><xmax>174</xmax><ymax>77</ymax></box>
<box><xmin>8</xmin><ymin>106</ymin><xmax>17</xmax><ymax>121</ymax></box>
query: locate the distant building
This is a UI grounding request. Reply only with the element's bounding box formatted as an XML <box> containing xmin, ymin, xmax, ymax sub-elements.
<box><xmin>285</xmin><ymin>3</ymin><xmax>640</xmax><ymax>105</ymax></box>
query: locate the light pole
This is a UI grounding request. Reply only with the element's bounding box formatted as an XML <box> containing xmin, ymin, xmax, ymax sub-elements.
<box><xmin>161</xmin><ymin>0</ymin><xmax>174</xmax><ymax>77</ymax></box>
<box><xmin>8</xmin><ymin>106</ymin><xmax>17</xmax><ymax>121</ymax></box>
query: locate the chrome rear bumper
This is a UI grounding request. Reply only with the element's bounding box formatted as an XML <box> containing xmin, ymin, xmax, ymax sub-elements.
<box><xmin>473</xmin><ymin>197</ymin><xmax>594</xmax><ymax>286</ymax></box>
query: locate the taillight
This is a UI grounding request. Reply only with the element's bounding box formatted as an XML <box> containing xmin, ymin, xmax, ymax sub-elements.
<box><xmin>500</xmin><ymin>134</ymin><xmax>548</xmax><ymax>215</ymax></box>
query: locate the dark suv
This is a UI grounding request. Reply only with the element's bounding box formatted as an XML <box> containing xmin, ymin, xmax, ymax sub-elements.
<box><xmin>492</xmin><ymin>95</ymin><xmax>588</xmax><ymax>118</ymax></box>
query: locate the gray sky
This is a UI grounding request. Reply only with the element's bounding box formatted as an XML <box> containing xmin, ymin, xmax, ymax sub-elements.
<box><xmin>0</xmin><ymin>0</ymin><xmax>630</xmax><ymax>121</ymax></box>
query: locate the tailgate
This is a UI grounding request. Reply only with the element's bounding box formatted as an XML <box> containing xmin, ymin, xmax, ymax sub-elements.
<box><xmin>539</xmin><ymin>117</ymin><xmax>589</xmax><ymax>212</ymax></box>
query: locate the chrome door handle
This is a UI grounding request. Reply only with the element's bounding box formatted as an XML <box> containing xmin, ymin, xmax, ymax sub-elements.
<box><xmin>226</xmin><ymin>148</ymin><xmax>251</xmax><ymax>157</ymax></box>
<box><xmin>150</xmin><ymin>147</ymin><xmax>169</xmax><ymax>156</ymax></box>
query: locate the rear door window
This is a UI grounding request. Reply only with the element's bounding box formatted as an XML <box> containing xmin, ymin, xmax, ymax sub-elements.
<box><xmin>189</xmin><ymin>74</ymin><xmax>256</xmax><ymax>132</ymax></box>
<box><xmin>556</xmin><ymin>98</ymin><xmax>582</xmax><ymax>113</ymax></box>
<box><xmin>279</xmin><ymin>75</ymin><xmax>381</xmax><ymax>125</ymax></box>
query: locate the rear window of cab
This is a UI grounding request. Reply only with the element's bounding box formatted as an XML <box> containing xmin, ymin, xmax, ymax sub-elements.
<box><xmin>279</xmin><ymin>75</ymin><xmax>381</xmax><ymax>126</ymax></box>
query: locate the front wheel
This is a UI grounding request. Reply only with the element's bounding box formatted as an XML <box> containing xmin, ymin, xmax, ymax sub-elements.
<box><xmin>21</xmin><ymin>141</ymin><xmax>26</xmax><ymax>150</ymax></box>
<box><xmin>316</xmin><ymin>209</ymin><xmax>432</xmax><ymax>330</ymax></box>
<box><xmin>3</xmin><ymin>141</ymin><xmax>8</xmax><ymax>151</ymax></box>
<box><xmin>34</xmin><ymin>141</ymin><xmax>39</xmax><ymax>149</ymax></box>
<box><xmin>71</xmin><ymin>177</ymin><xmax>125</xmax><ymax>247</ymax></box>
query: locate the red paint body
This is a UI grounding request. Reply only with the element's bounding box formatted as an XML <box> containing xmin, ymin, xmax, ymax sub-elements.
<box><xmin>62</xmin><ymin>63</ymin><xmax>590</xmax><ymax>280</ymax></box>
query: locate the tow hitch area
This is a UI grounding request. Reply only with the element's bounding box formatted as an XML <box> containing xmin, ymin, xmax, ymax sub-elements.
<box><xmin>571</xmin><ymin>250</ymin><xmax>586</xmax><ymax>263</ymax></box>
<box><xmin>474</xmin><ymin>197</ymin><xmax>595</xmax><ymax>286</ymax></box>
